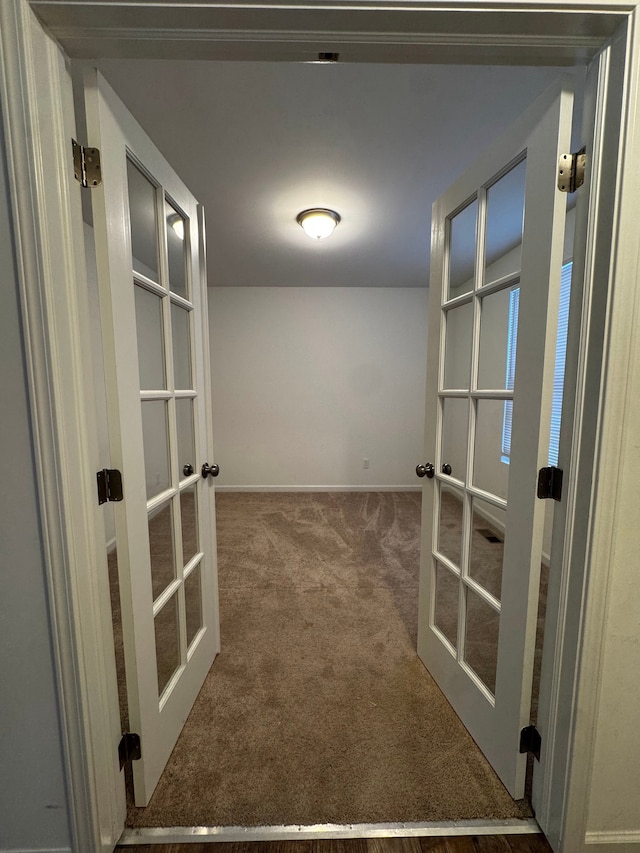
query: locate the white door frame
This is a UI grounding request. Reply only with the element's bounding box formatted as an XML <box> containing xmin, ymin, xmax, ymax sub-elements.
<box><xmin>0</xmin><ymin>2</ymin><xmax>125</xmax><ymax>850</ymax></box>
<box><xmin>2</xmin><ymin>1</ymin><xmax>639</xmax><ymax>851</ymax></box>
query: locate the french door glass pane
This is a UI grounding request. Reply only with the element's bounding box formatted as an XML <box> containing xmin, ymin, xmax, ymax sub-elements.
<box><xmin>176</xmin><ymin>399</ymin><xmax>195</xmax><ymax>480</ymax></box>
<box><xmin>148</xmin><ymin>502</ymin><xmax>176</xmax><ymax>600</ymax></box>
<box><xmin>180</xmin><ymin>485</ymin><xmax>198</xmax><ymax>565</ymax></box>
<box><xmin>434</xmin><ymin>562</ymin><xmax>459</xmax><ymax>650</ymax></box>
<box><xmin>470</xmin><ymin>496</ymin><xmax>506</xmax><ymax>601</ymax></box>
<box><xmin>473</xmin><ymin>399</ymin><xmax>509</xmax><ymax>500</ymax></box>
<box><xmin>134</xmin><ymin>284</ymin><xmax>166</xmax><ymax>390</ymax></box>
<box><xmin>443</xmin><ymin>303</ymin><xmax>473</xmax><ymax>390</ymax></box>
<box><xmin>141</xmin><ymin>400</ymin><xmax>171</xmax><ymax>499</ymax></box>
<box><xmin>127</xmin><ymin>159</ymin><xmax>160</xmax><ymax>281</ymax></box>
<box><xmin>185</xmin><ymin>564</ymin><xmax>202</xmax><ymax>649</ymax></box>
<box><xmin>484</xmin><ymin>159</ymin><xmax>526</xmax><ymax>283</ymax></box>
<box><xmin>171</xmin><ymin>304</ymin><xmax>192</xmax><ymax>390</ymax></box>
<box><xmin>478</xmin><ymin>286</ymin><xmax>517</xmax><ymax>391</ymax></box>
<box><xmin>437</xmin><ymin>483</ymin><xmax>464</xmax><ymax>569</ymax></box>
<box><xmin>447</xmin><ymin>199</ymin><xmax>477</xmax><ymax>299</ymax></box>
<box><xmin>165</xmin><ymin>199</ymin><xmax>188</xmax><ymax>299</ymax></box>
<box><xmin>154</xmin><ymin>592</ymin><xmax>181</xmax><ymax>697</ymax></box>
<box><xmin>441</xmin><ymin>397</ymin><xmax>468</xmax><ymax>481</ymax></box>
<box><xmin>464</xmin><ymin>587</ymin><xmax>500</xmax><ymax>695</ymax></box>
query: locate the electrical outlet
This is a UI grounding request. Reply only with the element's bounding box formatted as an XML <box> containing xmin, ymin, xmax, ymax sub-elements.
<box><xmin>363</xmin><ymin>458</ymin><xmax>370</xmax><ymax>469</ymax></box>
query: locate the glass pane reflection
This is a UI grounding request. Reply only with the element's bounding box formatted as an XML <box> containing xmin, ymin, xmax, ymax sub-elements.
<box><xmin>434</xmin><ymin>562</ymin><xmax>459</xmax><ymax>650</ymax></box>
<box><xmin>154</xmin><ymin>593</ymin><xmax>180</xmax><ymax>697</ymax></box>
<box><xmin>441</xmin><ymin>398</ymin><xmax>468</xmax><ymax>482</ymax></box>
<box><xmin>464</xmin><ymin>587</ymin><xmax>500</xmax><ymax>695</ymax></box>
<box><xmin>134</xmin><ymin>284</ymin><xmax>165</xmax><ymax>390</ymax></box>
<box><xmin>180</xmin><ymin>486</ymin><xmax>198</xmax><ymax>565</ymax></box>
<box><xmin>127</xmin><ymin>159</ymin><xmax>159</xmax><ymax>281</ymax></box>
<box><xmin>176</xmin><ymin>398</ymin><xmax>195</xmax><ymax>479</ymax></box>
<box><xmin>473</xmin><ymin>399</ymin><xmax>509</xmax><ymax>501</ymax></box>
<box><xmin>148</xmin><ymin>502</ymin><xmax>176</xmax><ymax>600</ymax></box>
<box><xmin>141</xmin><ymin>400</ymin><xmax>170</xmax><ymax>500</ymax></box>
<box><xmin>185</xmin><ymin>564</ymin><xmax>202</xmax><ymax>649</ymax></box>
<box><xmin>443</xmin><ymin>303</ymin><xmax>473</xmax><ymax>390</ymax></box>
<box><xmin>165</xmin><ymin>199</ymin><xmax>188</xmax><ymax>298</ymax></box>
<box><xmin>484</xmin><ymin>159</ymin><xmax>526</xmax><ymax>283</ymax></box>
<box><xmin>469</xmin><ymin>497</ymin><xmax>506</xmax><ymax>601</ymax></box>
<box><xmin>437</xmin><ymin>483</ymin><xmax>464</xmax><ymax>569</ymax></box>
<box><xmin>478</xmin><ymin>286</ymin><xmax>518</xmax><ymax>391</ymax></box>
<box><xmin>172</xmin><ymin>304</ymin><xmax>192</xmax><ymax>390</ymax></box>
<box><xmin>447</xmin><ymin>200</ymin><xmax>477</xmax><ymax>299</ymax></box>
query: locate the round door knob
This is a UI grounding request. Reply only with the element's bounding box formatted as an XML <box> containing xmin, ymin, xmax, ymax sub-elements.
<box><xmin>183</xmin><ymin>463</ymin><xmax>194</xmax><ymax>476</ymax></box>
<box><xmin>442</xmin><ymin>462</ymin><xmax>452</xmax><ymax>475</ymax></box>
<box><xmin>416</xmin><ymin>463</ymin><xmax>435</xmax><ymax>479</ymax></box>
<box><xmin>201</xmin><ymin>462</ymin><xmax>220</xmax><ymax>479</ymax></box>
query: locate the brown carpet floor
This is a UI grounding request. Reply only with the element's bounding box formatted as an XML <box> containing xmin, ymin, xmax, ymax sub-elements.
<box><xmin>114</xmin><ymin>491</ymin><xmax>535</xmax><ymax>828</ymax></box>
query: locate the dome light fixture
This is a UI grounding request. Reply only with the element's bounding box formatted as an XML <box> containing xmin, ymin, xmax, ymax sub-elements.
<box><xmin>296</xmin><ymin>208</ymin><xmax>341</xmax><ymax>240</ymax></box>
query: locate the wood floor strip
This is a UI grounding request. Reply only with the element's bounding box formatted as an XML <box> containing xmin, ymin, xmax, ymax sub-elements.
<box><xmin>115</xmin><ymin>832</ymin><xmax>552</xmax><ymax>853</ymax></box>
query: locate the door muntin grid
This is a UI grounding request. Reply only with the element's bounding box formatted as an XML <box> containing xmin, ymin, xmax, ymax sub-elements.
<box><xmin>126</xmin><ymin>154</ymin><xmax>206</xmax><ymax>704</ymax></box>
<box><xmin>431</xmin><ymin>155</ymin><xmax>527</xmax><ymax>701</ymax></box>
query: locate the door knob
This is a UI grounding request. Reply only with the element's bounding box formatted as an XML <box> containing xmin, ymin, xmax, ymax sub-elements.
<box><xmin>416</xmin><ymin>463</ymin><xmax>435</xmax><ymax>479</ymax></box>
<box><xmin>201</xmin><ymin>462</ymin><xmax>220</xmax><ymax>479</ymax></box>
<box><xmin>442</xmin><ymin>462</ymin><xmax>452</xmax><ymax>475</ymax></box>
<box><xmin>183</xmin><ymin>463</ymin><xmax>194</xmax><ymax>476</ymax></box>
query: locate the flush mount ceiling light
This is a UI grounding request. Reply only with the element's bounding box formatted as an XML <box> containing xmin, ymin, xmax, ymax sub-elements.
<box><xmin>296</xmin><ymin>208</ymin><xmax>341</xmax><ymax>240</ymax></box>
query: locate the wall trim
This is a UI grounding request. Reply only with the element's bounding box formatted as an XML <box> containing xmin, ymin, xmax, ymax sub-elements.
<box><xmin>45</xmin><ymin>26</ymin><xmax>607</xmax><ymax>50</ymax></box>
<box><xmin>28</xmin><ymin>0</ymin><xmax>631</xmax><ymax>66</ymax></box>
<box><xmin>586</xmin><ymin>831</ymin><xmax>640</xmax><ymax>846</ymax></box>
<box><xmin>3</xmin><ymin>849</ymin><xmax>73</xmax><ymax>853</ymax></box>
<box><xmin>215</xmin><ymin>485</ymin><xmax>422</xmax><ymax>493</ymax></box>
<box><xmin>583</xmin><ymin>847</ymin><xmax>640</xmax><ymax>853</ymax></box>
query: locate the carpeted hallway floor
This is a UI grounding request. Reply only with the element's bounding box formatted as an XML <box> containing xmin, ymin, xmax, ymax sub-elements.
<box><xmin>119</xmin><ymin>491</ymin><xmax>534</xmax><ymax>828</ymax></box>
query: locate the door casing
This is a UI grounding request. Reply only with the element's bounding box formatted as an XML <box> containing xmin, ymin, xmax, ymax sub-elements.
<box><xmin>1</xmin><ymin>1</ymin><xmax>638</xmax><ymax>850</ymax></box>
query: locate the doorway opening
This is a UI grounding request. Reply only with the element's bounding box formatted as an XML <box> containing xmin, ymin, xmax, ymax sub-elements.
<box><xmin>81</xmin><ymin>58</ymin><xmax>584</xmax><ymax>822</ymax></box>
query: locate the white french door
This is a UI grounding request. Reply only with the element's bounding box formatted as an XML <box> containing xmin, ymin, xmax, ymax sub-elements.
<box><xmin>417</xmin><ymin>77</ymin><xmax>573</xmax><ymax>799</ymax></box>
<box><xmin>85</xmin><ymin>70</ymin><xmax>221</xmax><ymax>806</ymax></box>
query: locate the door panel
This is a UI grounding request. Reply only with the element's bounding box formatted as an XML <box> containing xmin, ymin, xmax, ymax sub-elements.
<box><xmin>417</xmin><ymin>77</ymin><xmax>573</xmax><ymax>798</ymax></box>
<box><xmin>85</xmin><ymin>69</ymin><xmax>220</xmax><ymax>806</ymax></box>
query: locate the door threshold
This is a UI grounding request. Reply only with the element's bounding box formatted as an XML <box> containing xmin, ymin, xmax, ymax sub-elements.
<box><xmin>118</xmin><ymin>818</ymin><xmax>540</xmax><ymax>845</ymax></box>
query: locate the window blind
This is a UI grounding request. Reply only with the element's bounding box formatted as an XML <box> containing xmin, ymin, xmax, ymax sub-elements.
<box><xmin>548</xmin><ymin>261</ymin><xmax>573</xmax><ymax>466</ymax></box>
<box><xmin>501</xmin><ymin>287</ymin><xmax>520</xmax><ymax>463</ymax></box>
<box><xmin>500</xmin><ymin>261</ymin><xmax>572</xmax><ymax>466</ymax></box>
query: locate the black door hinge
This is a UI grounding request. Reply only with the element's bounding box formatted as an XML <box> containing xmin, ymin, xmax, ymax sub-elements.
<box><xmin>558</xmin><ymin>147</ymin><xmax>586</xmax><ymax>193</ymax></box>
<box><xmin>519</xmin><ymin>725</ymin><xmax>542</xmax><ymax>761</ymax></box>
<box><xmin>72</xmin><ymin>139</ymin><xmax>102</xmax><ymax>188</ymax></box>
<box><xmin>96</xmin><ymin>468</ymin><xmax>123</xmax><ymax>505</ymax></box>
<box><xmin>537</xmin><ymin>466</ymin><xmax>563</xmax><ymax>501</ymax></box>
<box><xmin>118</xmin><ymin>732</ymin><xmax>141</xmax><ymax>770</ymax></box>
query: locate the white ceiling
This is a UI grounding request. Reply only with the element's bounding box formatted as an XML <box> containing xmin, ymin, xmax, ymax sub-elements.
<box><xmin>87</xmin><ymin>60</ymin><xmax>568</xmax><ymax>287</ymax></box>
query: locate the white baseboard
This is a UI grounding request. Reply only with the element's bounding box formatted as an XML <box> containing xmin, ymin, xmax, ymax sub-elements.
<box><xmin>105</xmin><ymin>536</ymin><xmax>116</xmax><ymax>554</ymax></box>
<box><xmin>585</xmin><ymin>830</ymin><xmax>640</xmax><ymax>851</ymax></box>
<box><xmin>2</xmin><ymin>848</ymin><xmax>72</xmax><ymax>853</ymax></box>
<box><xmin>214</xmin><ymin>485</ymin><xmax>422</xmax><ymax>493</ymax></box>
